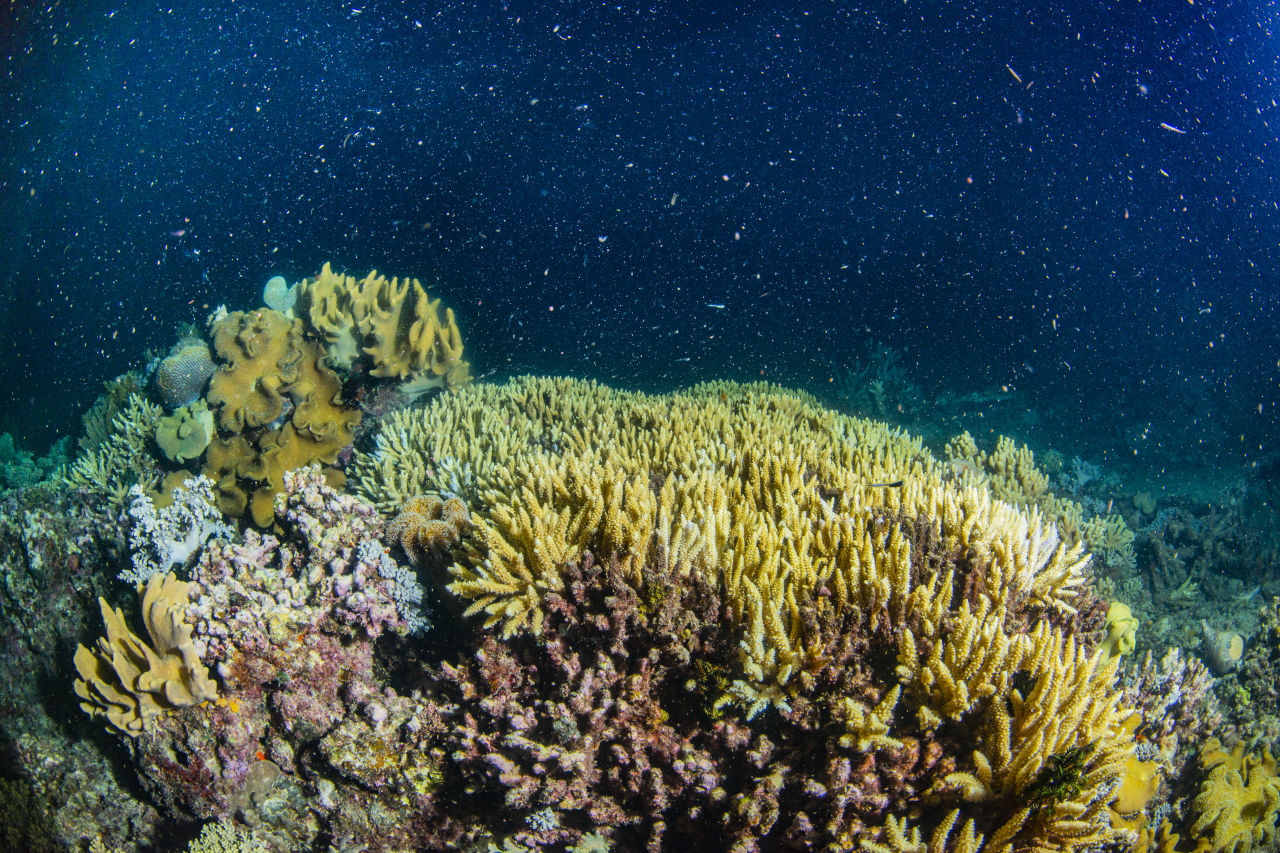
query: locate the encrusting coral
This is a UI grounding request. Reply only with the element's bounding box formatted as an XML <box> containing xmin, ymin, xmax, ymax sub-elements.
<box><xmin>352</xmin><ymin>376</ymin><xmax>1133</xmax><ymax>850</ymax></box>
<box><xmin>73</xmin><ymin>573</ymin><xmax>218</xmax><ymax>737</ymax></box>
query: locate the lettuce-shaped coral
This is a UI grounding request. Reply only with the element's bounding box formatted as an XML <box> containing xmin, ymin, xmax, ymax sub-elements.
<box><xmin>203</xmin><ymin>308</ymin><xmax>359</xmax><ymax>526</ymax></box>
<box><xmin>154</xmin><ymin>400</ymin><xmax>215</xmax><ymax>464</ymax></box>
<box><xmin>207</xmin><ymin>309</ymin><xmax>301</xmax><ymax>433</ymax></box>
<box><xmin>295</xmin><ymin>262</ymin><xmax>470</xmax><ymax>391</ymax></box>
<box><xmin>73</xmin><ymin>573</ymin><xmax>218</xmax><ymax>737</ymax></box>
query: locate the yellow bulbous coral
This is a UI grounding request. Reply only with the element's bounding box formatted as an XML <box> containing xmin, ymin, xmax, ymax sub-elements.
<box><xmin>73</xmin><ymin>573</ymin><xmax>217</xmax><ymax>737</ymax></box>
<box><xmin>295</xmin><ymin>262</ymin><xmax>471</xmax><ymax>396</ymax></box>
<box><xmin>1103</xmin><ymin>601</ymin><xmax>1140</xmax><ymax>661</ymax></box>
<box><xmin>1190</xmin><ymin>738</ymin><xmax>1280</xmax><ymax>852</ymax></box>
<box><xmin>353</xmin><ymin>376</ymin><xmax>1138</xmax><ymax>851</ymax></box>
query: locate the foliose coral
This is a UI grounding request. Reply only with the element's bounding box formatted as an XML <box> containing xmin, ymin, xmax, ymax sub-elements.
<box><xmin>155</xmin><ymin>399</ymin><xmax>216</xmax><ymax>464</ymax></box>
<box><xmin>74</xmin><ymin>573</ymin><xmax>218</xmax><ymax>737</ymax></box>
<box><xmin>203</xmin><ymin>307</ymin><xmax>361</xmax><ymax>525</ymax></box>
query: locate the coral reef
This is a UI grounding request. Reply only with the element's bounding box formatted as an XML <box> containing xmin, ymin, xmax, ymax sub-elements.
<box><xmin>0</xmin><ymin>433</ymin><xmax>67</xmax><ymax>492</ymax></box>
<box><xmin>295</xmin><ymin>261</ymin><xmax>471</xmax><ymax>392</ymax></box>
<box><xmin>155</xmin><ymin>337</ymin><xmax>216</xmax><ymax>410</ymax></box>
<box><xmin>74</xmin><ymin>572</ymin><xmax>219</xmax><ymax>737</ymax></box>
<box><xmin>354</xmin><ymin>376</ymin><xmax>1133</xmax><ymax>849</ymax></box>
<box><xmin>21</xmin><ymin>368</ymin><xmax>1269</xmax><ymax>851</ymax></box>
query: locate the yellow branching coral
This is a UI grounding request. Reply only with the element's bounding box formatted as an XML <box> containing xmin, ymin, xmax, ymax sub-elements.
<box><xmin>73</xmin><ymin>573</ymin><xmax>217</xmax><ymax>737</ymax></box>
<box><xmin>1191</xmin><ymin>738</ymin><xmax>1280</xmax><ymax>852</ymax></box>
<box><xmin>294</xmin><ymin>262</ymin><xmax>470</xmax><ymax>393</ymax></box>
<box><xmin>354</xmin><ymin>377</ymin><xmax>1136</xmax><ymax>849</ymax></box>
<box><xmin>942</xmin><ymin>431</ymin><xmax>1136</xmax><ymax>572</ymax></box>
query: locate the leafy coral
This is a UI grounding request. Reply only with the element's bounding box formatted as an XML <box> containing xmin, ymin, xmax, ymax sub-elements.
<box><xmin>202</xmin><ymin>308</ymin><xmax>360</xmax><ymax>525</ymax></box>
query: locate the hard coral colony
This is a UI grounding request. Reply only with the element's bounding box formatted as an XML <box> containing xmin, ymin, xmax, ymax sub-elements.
<box><xmin>0</xmin><ymin>266</ymin><xmax>1250</xmax><ymax>853</ymax></box>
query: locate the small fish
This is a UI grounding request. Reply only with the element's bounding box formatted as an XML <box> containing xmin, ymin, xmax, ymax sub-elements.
<box><xmin>1006</xmin><ymin>64</ymin><xmax>1022</xmax><ymax>84</ymax></box>
<box><xmin>674</xmin><ymin>357</ymin><xmax>691</xmax><ymax>362</ymax></box>
<box><xmin>706</xmin><ymin>303</ymin><xmax>726</xmax><ymax>309</ymax></box>
<box><xmin>868</xmin><ymin>480</ymin><xmax>904</xmax><ymax>488</ymax></box>
<box><xmin>1159</xmin><ymin>122</ymin><xmax>1187</xmax><ymax>134</ymax></box>
<box><xmin>168</xmin><ymin>229</ymin><xmax>187</xmax><ymax>237</ymax></box>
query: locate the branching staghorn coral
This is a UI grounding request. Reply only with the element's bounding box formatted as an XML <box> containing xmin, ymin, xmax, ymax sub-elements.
<box><xmin>355</xmin><ymin>376</ymin><xmax>1133</xmax><ymax>850</ymax></box>
<box><xmin>64</xmin><ymin>392</ymin><xmax>164</xmax><ymax>506</ymax></box>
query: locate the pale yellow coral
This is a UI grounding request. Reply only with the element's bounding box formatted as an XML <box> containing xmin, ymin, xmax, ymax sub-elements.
<box><xmin>64</xmin><ymin>392</ymin><xmax>163</xmax><ymax>505</ymax></box>
<box><xmin>1191</xmin><ymin>738</ymin><xmax>1280</xmax><ymax>852</ymax></box>
<box><xmin>73</xmin><ymin>573</ymin><xmax>217</xmax><ymax>737</ymax></box>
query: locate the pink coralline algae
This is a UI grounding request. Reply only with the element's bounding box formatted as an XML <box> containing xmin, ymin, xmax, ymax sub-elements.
<box><xmin>187</xmin><ymin>466</ymin><xmax>419</xmax><ymax>661</ymax></box>
<box><xmin>124</xmin><ymin>466</ymin><xmax>429</xmax><ymax>842</ymax></box>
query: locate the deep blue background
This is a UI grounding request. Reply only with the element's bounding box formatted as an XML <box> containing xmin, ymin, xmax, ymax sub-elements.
<box><xmin>2</xmin><ymin>0</ymin><xmax>1277</xmax><ymax>480</ymax></box>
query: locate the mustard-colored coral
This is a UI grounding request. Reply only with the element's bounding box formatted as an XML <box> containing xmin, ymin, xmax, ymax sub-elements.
<box><xmin>1191</xmin><ymin>738</ymin><xmax>1280</xmax><ymax>852</ymax></box>
<box><xmin>295</xmin><ymin>262</ymin><xmax>470</xmax><ymax>392</ymax></box>
<box><xmin>203</xmin><ymin>308</ymin><xmax>359</xmax><ymax>526</ymax></box>
<box><xmin>354</xmin><ymin>376</ymin><xmax>1136</xmax><ymax>849</ymax></box>
<box><xmin>208</xmin><ymin>309</ymin><xmax>299</xmax><ymax>433</ymax></box>
<box><xmin>73</xmin><ymin>573</ymin><xmax>217</xmax><ymax>737</ymax></box>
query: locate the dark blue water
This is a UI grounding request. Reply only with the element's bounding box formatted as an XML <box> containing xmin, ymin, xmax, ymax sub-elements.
<box><xmin>2</xmin><ymin>0</ymin><xmax>1277</xmax><ymax>479</ymax></box>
